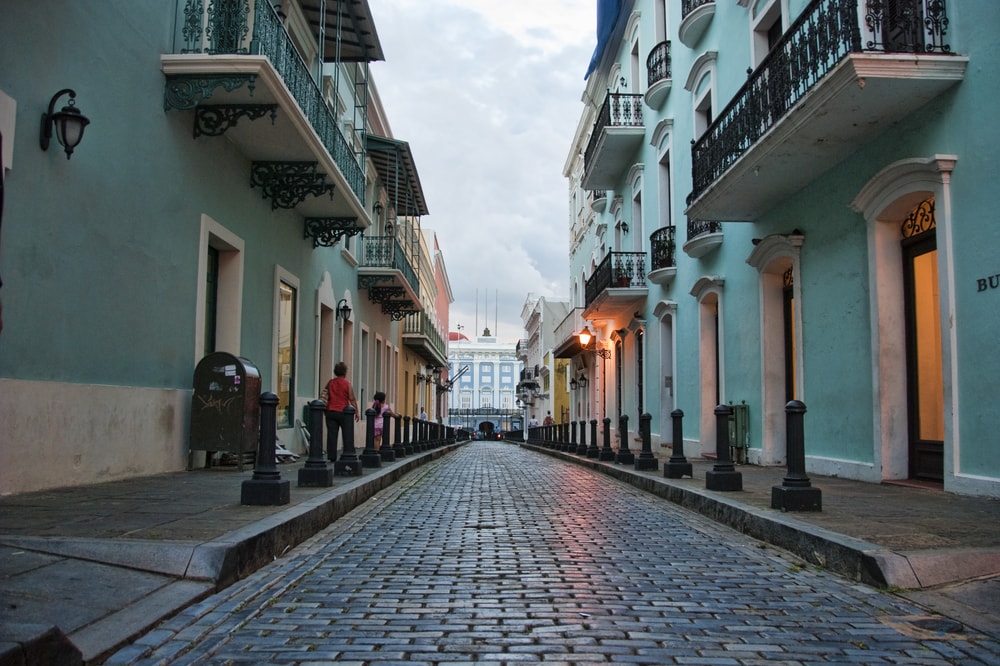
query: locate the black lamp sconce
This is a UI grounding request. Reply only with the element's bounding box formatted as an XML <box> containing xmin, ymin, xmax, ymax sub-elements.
<box><xmin>40</xmin><ymin>89</ymin><xmax>90</xmax><ymax>159</ymax></box>
<box><xmin>337</xmin><ymin>299</ymin><xmax>352</xmax><ymax>321</ymax></box>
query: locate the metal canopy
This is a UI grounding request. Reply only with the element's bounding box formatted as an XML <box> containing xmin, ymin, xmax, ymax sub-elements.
<box><xmin>300</xmin><ymin>0</ymin><xmax>385</xmax><ymax>63</ymax></box>
<box><xmin>366</xmin><ymin>135</ymin><xmax>429</xmax><ymax>217</ymax></box>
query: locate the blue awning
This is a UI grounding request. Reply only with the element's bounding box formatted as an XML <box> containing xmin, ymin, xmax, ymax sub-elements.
<box><xmin>585</xmin><ymin>0</ymin><xmax>622</xmax><ymax>79</ymax></box>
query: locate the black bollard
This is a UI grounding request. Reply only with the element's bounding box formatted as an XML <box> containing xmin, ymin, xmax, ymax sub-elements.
<box><xmin>664</xmin><ymin>409</ymin><xmax>693</xmax><ymax>478</ymax></box>
<box><xmin>616</xmin><ymin>414</ymin><xmax>635</xmax><ymax>464</ymax></box>
<box><xmin>635</xmin><ymin>413</ymin><xmax>658</xmax><ymax>471</ymax></box>
<box><xmin>576</xmin><ymin>420</ymin><xmax>588</xmax><ymax>455</ymax></box>
<box><xmin>393</xmin><ymin>414</ymin><xmax>406</xmax><ymax>457</ymax></box>
<box><xmin>772</xmin><ymin>401</ymin><xmax>821</xmax><ymax>511</ymax></box>
<box><xmin>380</xmin><ymin>410</ymin><xmax>397</xmax><ymax>462</ymax></box>
<box><xmin>361</xmin><ymin>408</ymin><xmax>383</xmax><ymax>468</ymax></box>
<box><xmin>599</xmin><ymin>417</ymin><xmax>615</xmax><ymax>461</ymax></box>
<box><xmin>241</xmin><ymin>392</ymin><xmax>291</xmax><ymax>505</ymax></box>
<box><xmin>706</xmin><ymin>404</ymin><xmax>742</xmax><ymax>491</ymax></box>
<box><xmin>587</xmin><ymin>419</ymin><xmax>600</xmax><ymax>458</ymax></box>
<box><xmin>298</xmin><ymin>399</ymin><xmax>333</xmax><ymax>487</ymax></box>
<box><xmin>334</xmin><ymin>405</ymin><xmax>362</xmax><ymax>476</ymax></box>
<box><xmin>403</xmin><ymin>415</ymin><xmax>414</xmax><ymax>455</ymax></box>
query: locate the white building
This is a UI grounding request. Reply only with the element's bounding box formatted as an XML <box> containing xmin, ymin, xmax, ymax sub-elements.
<box><xmin>446</xmin><ymin>328</ymin><xmax>522</xmax><ymax>436</ymax></box>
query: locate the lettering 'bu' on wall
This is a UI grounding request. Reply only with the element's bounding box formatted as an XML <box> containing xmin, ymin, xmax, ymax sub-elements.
<box><xmin>976</xmin><ymin>273</ymin><xmax>1000</xmax><ymax>292</ymax></box>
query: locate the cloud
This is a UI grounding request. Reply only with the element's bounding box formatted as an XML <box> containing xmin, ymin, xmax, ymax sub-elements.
<box><xmin>370</xmin><ymin>0</ymin><xmax>595</xmax><ymax>341</ymax></box>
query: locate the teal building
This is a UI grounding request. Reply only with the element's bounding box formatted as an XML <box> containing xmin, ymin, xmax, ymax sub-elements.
<box><xmin>0</xmin><ymin>1</ymin><xmax>444</xmax><ymax>494</ymax></box>
<box><xmin>561</xmin><ymin>0</ymin><xmax>999</xmax><ymax>497</ymax></box>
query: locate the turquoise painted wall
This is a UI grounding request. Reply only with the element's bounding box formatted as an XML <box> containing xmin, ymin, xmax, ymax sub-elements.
<box><xmin>0</xmin><ymin>1</ymin><xmax>359</xmax><ymax>405</ymax></box>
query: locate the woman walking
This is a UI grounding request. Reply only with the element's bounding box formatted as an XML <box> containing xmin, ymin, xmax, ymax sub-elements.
<box><xmin>324</xmin><ymin>362</ymin><xmax>360</xmax><ymax>461</ymax></box>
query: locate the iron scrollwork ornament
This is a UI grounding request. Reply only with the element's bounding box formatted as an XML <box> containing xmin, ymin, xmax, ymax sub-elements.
<box><xmin>303</xmin><ymin>218</ymin><xmax>362</xmax><ymax>248</ymax></box>
<box><xmin>194</xmin><ymin>104</ymin><xmax>277</xmax><ymax>138</ymax></box>
<box><xmin>250</xmin><ymin>161</ymin><xmax>335</xmax><ymax>210</ymax></box>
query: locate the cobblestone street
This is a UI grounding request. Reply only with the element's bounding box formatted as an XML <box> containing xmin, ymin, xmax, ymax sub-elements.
<box><xmin>109</xmin><ymin>442</ymin><xmax>1000</xmax><ymax>665</ymax></box>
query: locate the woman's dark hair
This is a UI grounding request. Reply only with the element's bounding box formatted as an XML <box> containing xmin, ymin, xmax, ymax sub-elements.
<box><xmin>334</xmin><ymin>362</ymin><xmax>348</xmax><ymax>377</ymax></box>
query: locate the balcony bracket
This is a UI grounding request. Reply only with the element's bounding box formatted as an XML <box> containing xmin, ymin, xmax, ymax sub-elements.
<box><xmin>163</xmin><ymin>74</ymin><xmax>257</xmax><ymax>111</ymax></box>
<box><xmin>381</xmin><ymin>300</ymin><xmax>418</xmax><ymax>321</ymax></box>
<box><xmin>250</xmin><ymin>161</ymin><xmax>335</xmax><ymax>210</ymax></box>
<box><xmin>367</xmin><ymin>286</ymin><xmax>406</xmax><ymax>304</ymax></box>
<box><xmin>357</xmin><ymin>274</ymin><xmax>396</xmax><ymax>291</ymax></box>
<box><xmin>304</xmin><ymin>217</ymin><xmax>362</xmax><ymax>248</ymax></box>
<box><xmin>194</xmin><ymin>104</ymin><xmax>277</xmax><ymax>138</ymax></box>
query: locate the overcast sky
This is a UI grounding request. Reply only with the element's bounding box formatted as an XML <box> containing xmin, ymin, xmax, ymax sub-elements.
<box><xmin>369</xmin><ymin>1</ymin><xmax>596</xmax><ymax>343</ymax></box>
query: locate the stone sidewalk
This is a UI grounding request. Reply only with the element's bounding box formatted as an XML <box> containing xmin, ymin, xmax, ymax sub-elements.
<box><xmin>1</xmin><ymin>439</ymin><xmax>998</xmax><ymax>664</ymax></box>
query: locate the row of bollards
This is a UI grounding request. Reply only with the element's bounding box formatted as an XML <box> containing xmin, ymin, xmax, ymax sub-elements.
<box><xmin>524</xmin><ymin>401</ymin><xmax>820</xmax><ymax>512</ymax></box>
<box><xmin>242</xmin><ymin>393</ymin><xmax>462</xmax><ymax>506</ymax></box>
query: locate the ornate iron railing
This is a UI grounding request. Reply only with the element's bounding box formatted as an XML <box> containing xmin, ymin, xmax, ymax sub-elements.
<box><xmin>687</xmin><ymin>219</ymin><xmax>722</xmax><ymax>241</ymax></box>
<box><xmin>649</xmin><ymin>226</ymin><xmax>677</xmax><ymax>271</ymax></box>
<box><xmin>689</xmin><ymin>0</ymin><xmax>953</xmax><ymax>206</ymax></box>
<box><xmin>646</xmin><ymin>40</ymin><xmax>672</xmax><ymax>87</ymax></box>
<box><xmin>359</xmin><ymin>235</ymin><xmax>419</xmax><ymax>297</ymax></box>
<box><xmin>175</xmin><ymin>0</ymin><xmax>365</xmax><ymax>203</ymax></box>
<box><xmin>682</xmin><ymin>0</ymin><xmax>714</xmax><ymax>20</ymax></box>
<box><xmin>585</xmin><ymin>251</ymin><xmax>647</xmax><ymax>307</ymax></box>
<box><xmin>584</xmin><ymin>92</ymin><xmax>644</xmax><ymax>174</ymax></box>
<box><xmin>403</xmin><ymin>311</ymin><xmax>447</xmax><ymax>360</ymax></box>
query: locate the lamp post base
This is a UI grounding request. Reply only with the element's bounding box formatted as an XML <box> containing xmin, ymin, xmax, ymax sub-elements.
<box><xmin>298</xmin><ymin>467</ymin><xmax>334</xmax><ymax>487</ymax></box>
<box><xmin>771</xmin><ymin>485</ymin><xmax>822</xmax><ymax>512</ymax></box>
<box><xmin>634</xmin><ymin>454</ymin><xmax>658</xmax><ymax>471</ymax></box>
<box><xmin>616</xmin><ymin>450</ymin><xmax>635</xmax><ymax>465</ymax></box>
<box><xmin>664</xmin><ymin>461</ymin><xmax>693</xmax><ymax>479</ymax></box>
<box><xmin>241</xmin><ymin>479</ymin><xmax>290</xmax><ymax>506</ymax></box>
<box><xmin>706</xmin><ymin>469</ymin><xmax>743</xmax><ymax>491</ymax></box>
<box><xmin>334</xmin><ymin>458</ymin><xmax>363</xmax><ymax>476</ymax></box>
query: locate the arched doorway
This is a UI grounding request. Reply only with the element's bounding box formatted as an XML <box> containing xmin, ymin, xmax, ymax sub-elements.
<box><xmin>747</xmin><ymin>233</ymin><xmax>804</xmax><ymax>465</ymax></box>
<box><xmin>851</xmin><ymin>155</ymin><xmax>956</xmax><ymax>484</ymax></box>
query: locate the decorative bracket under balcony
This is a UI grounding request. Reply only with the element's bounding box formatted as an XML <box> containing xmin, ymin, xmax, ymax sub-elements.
<box><xmin>357</xmin><ymin>274</ymin><xmax>395</xmax><ymax>291</ymax></box>
<box><xmin>193</xmin><ymin>104</ymin><xmax>277</xmax><ymax>138</ymax></box>
<box><xmin>381</xmin><ymin>299</ymin><xmax>419</xmax><ymax>321</ymax></box>
<box><xmin>304</xmin><ymin>217</ymin><xmax>362</xmax><ymax>248</ymax></box>
<box><xmin>367</xmin><ymin>286</ymin><xmax>406</xmax><ymax>303</ymax></box>
<box><xmin>250</xmin><ymin>161</ymin><xmax>335</xmax><ymax>210</ymax></box>
<box><xmin>163</xmin><ymin>74</ymin><xmax>257</xmax><ymax>111</ymax></box>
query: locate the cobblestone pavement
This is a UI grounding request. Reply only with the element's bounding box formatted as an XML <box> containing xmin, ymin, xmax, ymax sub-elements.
<box><xmin>108</xmin><ymin>442</ymin><xmax>1000</xmax><ymax>665</ymax></box>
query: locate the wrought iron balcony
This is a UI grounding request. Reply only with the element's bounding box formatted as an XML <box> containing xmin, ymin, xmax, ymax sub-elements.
<box><xmin>645</xmin><ymin>41</ymin><xmax>672</xmax><ymax>108</ymax></box>
<box><xmin>162</xmin><ymin>0</ymin><xmax>371</xmax><ymax>220</ymax></box>
<box><xmin>683</xmin><ymin>219</ymin><xmax>723</xmax><ymax>259</ymax></box>
<box><xmin>552</xmin><ymin>307</ymin><xmax>588</xmax><ymax>359</ymax></box>
<box><xmin>686</xmin><ymin>0</ymin><xmax>966</xmax><ymax>222</ymax></box>
<box><xmin>357</xmin><ymin>235</ymin><xmax>421</xmax><ymax>319</ymax></box>
<box><xmin>648</xmin><ymin>226</ymin><xmax>677</xmax><ymax>286</ymax></box>
<box><xmin>679</xmin><ymin>0</ymin><xmax>715</xmax><ymax>48</ymax></box>
<box><xmin>582</xmin><ymin>92</ymin><xmax>645</xmax><ymax>190</ymax></box>
<box><xmin>583</xmin><ymin>251</ymin><xmax>648</xmax><ymax>321</ymax></box>
<box><xmin>587</xmin><ymin>189</ymin><xmax>608</xmax><ymax>213</ymax></box>
<box><xmin>403</xmin><ymin>312</ymin><xmax>447</xmax><ymax>366</ymax></box>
